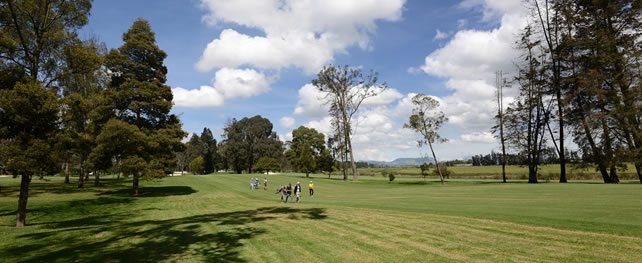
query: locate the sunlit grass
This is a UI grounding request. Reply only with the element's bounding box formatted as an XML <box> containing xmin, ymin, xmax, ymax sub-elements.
<box><xmin>1</xmin><ymin>174</ymin><xmax>641</xmax><ymax>262</ymax></box>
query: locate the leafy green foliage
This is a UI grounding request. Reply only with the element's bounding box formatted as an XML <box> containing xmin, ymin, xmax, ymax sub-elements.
<box><xmin>254</xmin><ymin>157</ymin><xmax>281</xmax><ymax>174</ymax></box>
<box><xmin>222</xmin><ymin>115</ymin><xmax>283</xmax><ymax>174</ymax></box>
<box><xmin>286</xmin><ymin>126</ymin><xmax>329</xmax><ymax>177</ymax></box>
<box><xmin>0</xmin><ymin>0</ymin><xmax>92</xmax><ymax>83</ymax></box>
<box><xmin>0</xmin><ymin>82</ymin><xmax>59</xmax><ymax>174</ymax></box>
<box><xmin>419</xmin><ymin>163</ymin><xmax>430</xmax><ymax>178</ymax></box>
<box><xmin>189</xmin><ymin>156</ymin><xmax>205</xmax><ymax>175</ymax></box>
<box><xmin>316</xmin><ymin>149</ymin><xmax>335</xmax><ymax>175</ymax></box>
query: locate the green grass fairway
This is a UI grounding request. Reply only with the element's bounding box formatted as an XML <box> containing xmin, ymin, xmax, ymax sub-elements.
<box><xmin>1</xmin><ymin>174</ymin><xmax>641</xmax><ymax>262</ymax></box>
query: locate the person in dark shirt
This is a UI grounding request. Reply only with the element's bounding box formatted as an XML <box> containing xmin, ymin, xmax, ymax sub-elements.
<box><xmin>284</xmin><ymin>183</ymin><xmax>292</xmax><ymax>203</ymax></box>
<box><xmin>294</xmin><ymin>182</ymin><xmax>302</xmax><ymax>203</ymax></box>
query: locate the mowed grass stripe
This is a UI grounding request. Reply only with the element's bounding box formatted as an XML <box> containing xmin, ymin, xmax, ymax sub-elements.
<box><xmin>324</xmin><ymin>209</ymin><xmax>484</xmax><ymax>262</ymax></box>
<box><xmin>334</xmin><ymin>207</ymin><xmax>642</xmax><ymax>262</ymax></box>
<box><xmin>268</xmin><ymin>213</ymin><xmax>386</xmax><ymax>263</ymax></box>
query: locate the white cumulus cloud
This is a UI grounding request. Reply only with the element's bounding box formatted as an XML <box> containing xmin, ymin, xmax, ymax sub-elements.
<box><xmin>197</xmin><ymin>0</ymin><xmax>405</xmax><ymax>73</ymax></box>
<box><xmin>172</xmin><ymin>68</ymin><xmax>272</xmax><ymax>107</ymax></box>
<box><xmin>213</xmin><ymin>67</ymin><xmax>272</xmax><ymax>98</ymax></box>
<box><xmin>460</xmin><ymin>131</ymin><xmax>496</xmax><ymax>143</ymax></box>
<box><xmin>172</xmin><ymin>86</ymin><xmax>225</xmax><ymax>108</ymax></box>
<box><xmin>293</xmin><ymin>84</ymin><xmax>329</xmax><ymax>118</ymax></box>
<box><xmin>419</xmin><ymin>0</ymin><xmax>527</xmax><ymax>134</ymax></box>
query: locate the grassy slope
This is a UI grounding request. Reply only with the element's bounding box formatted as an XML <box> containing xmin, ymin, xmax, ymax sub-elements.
<box><xmin>1</xmin><ymin>174</ymin><xmax>641</xmax><ymax>262</ymax></box>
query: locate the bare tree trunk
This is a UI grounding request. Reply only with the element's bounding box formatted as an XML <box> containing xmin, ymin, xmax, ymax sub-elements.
<box><xmin>64</xmin><ymin>159</ymin><xmax>70</xmax><ymax>184</ymax></box>
<box><xmin>346</xmin><ymin>134</ymin><xmax>358</xmax><ymax>180</ymax></box>
<box><xmin>609</xmin><ymin>165</ymin><xmax>619</xmax><ymax>184</ymax></box>
<box><xmin>342</xmin><ymin>112</ymin><xmax>358</xmax><ymax>180</ymax></box>
<box><xmin>557</xmin><ymin>94</ymin><xmax>567</xmax><ymax>183</ymax></box>
<box><xmin>528</xmin><ymin>165</ymin><xmax>538</xmax><ymax>183</ymax></box>
<box><xmin>16</xmin><ymin>173</ymin><xmax>31</xmax><ymax>227</ymax></box>
<box><xmin>77</xmin><ymin>159</ymin><xmax>85</xmax><ymax>188</ymax></box>
<box><xmin>93</xmin><ymin>170</ymin><xmax>100</xmax><ymax>187</ymax></box>
<box><xmin>580</xmin><ymin>118</ymin><xmax>612</xmax><ymax>183</ymax></box>
<box><xmin>496</xmin><ymin>71</ymin><xmax>507</xmax><ymax>183</ymax></box>
<box><xmin>428</xmin><ymin>142</ymin><xmax>444</xmax><ymax>184</ymax></box>
<box><xmin>133</xmin><ymin>173</ymin><xmax>140</xmax><ymax>196</ymax></box>
<box><xmin>635</xmin><ymin>161</ymin><xmax>642</xmax><ymax>184</ymax></box>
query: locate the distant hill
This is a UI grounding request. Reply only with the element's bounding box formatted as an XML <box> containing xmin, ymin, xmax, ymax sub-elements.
<box><xmin>363</xmin><ymin>157</ymin><xmax>434</xmax><ymax>167</ymax></box>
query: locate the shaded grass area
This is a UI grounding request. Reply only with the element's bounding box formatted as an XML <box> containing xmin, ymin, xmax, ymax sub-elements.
<box><xmin>0</xmin><ymin>174</ymin><xmax>641</xmax><ymax>262</ymax></box>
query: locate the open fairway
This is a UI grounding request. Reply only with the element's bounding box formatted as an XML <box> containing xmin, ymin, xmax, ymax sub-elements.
<box><xmin>1</xmin><ymin>174</ymin><xmax>642</xmax><ymax>262</ymax></box>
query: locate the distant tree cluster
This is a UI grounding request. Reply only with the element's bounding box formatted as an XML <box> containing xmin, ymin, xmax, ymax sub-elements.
<box><xmin>176</xmin><ymin>128</ymin><xmax>219</xmax><ymax>175</ymax></box>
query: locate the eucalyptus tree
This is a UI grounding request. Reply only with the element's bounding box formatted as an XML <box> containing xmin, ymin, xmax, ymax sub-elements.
<box><xmin>403</xmin><ymin>94</ymin><xmax>448</xmax><ymax>184</ymax></box>
<box><xmin>312</xmin><ymin>65</ymin><xmax>387</xmax><ymax>180</ymax></box>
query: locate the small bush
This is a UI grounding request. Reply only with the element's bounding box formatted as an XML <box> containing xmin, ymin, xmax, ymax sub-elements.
<box><xmin>432</xmin><ymin>165</ymin><xmax>453</xmax><ymax>179</ymax></box>
<box><xmin>388</xmin><ymin>173</ymin><xmax>396</xmax><ymax>183</ymax></box>
<box><xmin>189</xmin><ymin>156</ymin><xmax>204</xmax><ymax>175</ymax></box>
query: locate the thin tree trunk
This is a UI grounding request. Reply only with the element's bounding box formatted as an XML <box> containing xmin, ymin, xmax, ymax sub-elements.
<box><xmin>581</xmin><ymin>117</ymin><xmax>611</xmax><ymax>183</ymax></box>
<box><xmin>16</xmin><ymin>173</ymin><xmax>31</xmax><ymax>227</ymax></box>
<box><xmin>597</xmin><ymin>163</ymin><xmax>611</xmax><ymax>183</ymax></box>
<box><xmin>93</xmin><ymin>170</ymin><xmax>100</xmax><ymax>187</ymax></box>
<box><xmin>528</xmin><ymin>164</ymin><xmax>538</xmax><ymax>183</ymax></box>
<box><xmin>342</xmin><ymin>111</ymin><xmax>358</xmax><ymax>180</ymax></box>
<box><xmin>77</xmin><ymin>160</ymin><xmax>85</xmax><ymax>188</ymax></box>
<box><xmin>635</xmin><ymin>161</ymin><xmax>642</xmax><ymax>184</ymax></box>
<box><xmin>501</xmin><ymin>161</ymin><xmax>506</xmax><ymax>183</ymax></box>
<box><xmin>557</xmin><ymin>94</ymin><xmax>567</xmax><ymax>183</ymax></box>
<box><xmin>64</xmin><ymin>159</ymin><xmax>70</xmax><ymax>184</ymax></box>
<box><xmin>133</xmin><ymin>173</ymin><xmax>139</xmax><ymax>196</ymax></box>
<box><xmin>609</xmin><ymin>165</ymin><xmax>619</xmax><ymax>184</ymax></box>
<box><xmin>347</xmin><ymin>136</ymin><xmax>358</xmax><ymax>180</ymax></box>
<box><xmin>428</xmin><ymin>142</ymin><xmax>444</xmax><ymax>184</ymax></box>
<box><xmin>497</xmin><ymin>71</ymin><xmax>507</xmax><ymax>183</ymax></box>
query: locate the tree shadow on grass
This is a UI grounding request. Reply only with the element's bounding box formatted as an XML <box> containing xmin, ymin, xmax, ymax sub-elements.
<box><xmin>0</xmin><ymin>178</ymin><xmax>131</xmax><ymax>198</ymax></box>
<box><xmin>6</xmin><ymin>206</ymin><xmax>327</xmax><ymax>262</ymax></box>
<box><xmin>98</xmin><ymin>186</ymin><xmax>198</xmax><ymax>197</ymax></box>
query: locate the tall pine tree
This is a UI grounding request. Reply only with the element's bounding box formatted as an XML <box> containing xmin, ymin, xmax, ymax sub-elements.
<box><xmin>97</xmin><ymin>19</ymin><xmax>185</xmax><ymax>195</ymax></box>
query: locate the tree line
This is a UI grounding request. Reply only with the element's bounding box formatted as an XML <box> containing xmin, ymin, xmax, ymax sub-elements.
<box><xmin>176</xmin><ymin>119</ymin><xmax>335</xmax><ymax>178</ymax></box>
<box><xmin>494</xmin><ymin>0</ymin><xmax>641</xmax><ymax>184</ymax></box>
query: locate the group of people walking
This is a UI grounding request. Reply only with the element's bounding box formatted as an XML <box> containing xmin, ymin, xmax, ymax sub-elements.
<box><xmin>275</xmin><ymin>181</ymin><xmax>314</xmax><ymax>203</ymax></box>
<box><xmin>248</xmin><ymin>177</ymin><xmax>315</xmax><ymax>203</ymax></box>
<box><xmin>250</xmin><ymin>177</ymin><xmax>267</xmax><ymax>190</ymax></box>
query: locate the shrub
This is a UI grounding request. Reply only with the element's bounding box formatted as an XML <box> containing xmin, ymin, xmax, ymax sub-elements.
<box><xmin>432</xmin><ymin>165</ymin><xmax>453</xmax><ymax>179</ymax></box>
<box><xmin>388</xmin><ymin>173</ymin><xmax>396</xmax><ymax>183</ymax></box>
<box><xmin>189</xmin><ymin>156</ymin><xmax>204</xmax><ymax>175</ymax></box>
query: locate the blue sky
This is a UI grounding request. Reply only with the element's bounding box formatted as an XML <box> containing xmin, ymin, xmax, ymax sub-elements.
<box><xmin>83</xmin><ymin>0</ymin><xmax>528</xmax><ymax>161</ymax></box>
